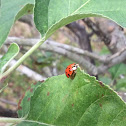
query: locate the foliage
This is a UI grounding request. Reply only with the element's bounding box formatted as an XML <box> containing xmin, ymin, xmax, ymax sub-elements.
<box><xmin>17</xmin><ymin>68</ymin><xmax>126</xmax><ymax>126</ymax></box>
<box><xmin>116</xmin><ymin>78</ymin><xmax>126</xmax><ymax>91</ymax></box>
<box><xmin>99</xmin><ymin>48</ymin><xmax>126</xmax><ymax>91</ymax></box>
<box><xmin>0</xmin><ymin>0</ymin><xmax>126</xmax><ymax>125</ymax></box>
<box><xmin>18</xmin><ymin>81</ymin><xmax>42</xmax><ymax>118</ymax></box>
<box><xmin>0</xmin><ymin>0</ymin><xmax>126</xmax><ymax>79</ymax></box>
<box><xmin>0</xmin><ymin>0</ymin><xmax>34</xmax><ymax>48</ymax></box>
<box><xmin>109</xmin><ymin>64</ymin><xmax>126</xmax><ymax>79</ymax></box>
<box><xmin>99</xmin><ymin>76</ymin><xmax>112</xmax><ymax>85</ymax></box>
<box><xmin>0</xmin><ymin>43</ymin><xmax>19</xmax><ymax>74</ymax></box>
<box><xmin>34</xmin><ymin>0</ymin><xmax>126</xmax><ymax>39</ymax></box>
<box><xmin>108</xmin><ymin>64</ymin><xmax>126</xmax><ymax>90</ymax></box>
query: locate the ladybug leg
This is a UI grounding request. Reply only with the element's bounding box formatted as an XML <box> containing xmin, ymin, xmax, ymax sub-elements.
<box><xmin>70</xmin><ymin>71</ymin><xmax>76</xmax><ymax>80</ymax></box>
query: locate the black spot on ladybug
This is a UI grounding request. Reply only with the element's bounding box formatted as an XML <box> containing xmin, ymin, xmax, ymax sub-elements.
<box><xmin>68</xmin><ymin>74</ymin><xmax>70</xmax><ymax>76</ymax></box>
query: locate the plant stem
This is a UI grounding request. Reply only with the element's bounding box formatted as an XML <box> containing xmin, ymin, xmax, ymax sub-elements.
<box><xmin>0</xmin><ymin>38</ymin><xmax>45</xmax><ymax>82</ymax></box>
<box><xmin>0</xmin><ymin>117</ymin><xmax>24</xmax><ymax>123</ymax></box>
<box><xmin>0</xmin><ymin>117</ymin><xmax>54</xmax><ymax>125</ymax></box>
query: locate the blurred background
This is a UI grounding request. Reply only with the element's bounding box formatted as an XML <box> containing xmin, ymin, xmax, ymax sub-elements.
<box><xmin>0</xmin><ymin>15</ymin><xmax>126</xmax><ymax>119</ymax></box>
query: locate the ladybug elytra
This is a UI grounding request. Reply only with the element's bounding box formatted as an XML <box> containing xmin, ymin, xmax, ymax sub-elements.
<box><xmin>65</xmin><ymin>63</ymin><xmax>79</xmax><ymax>79</ymax></box>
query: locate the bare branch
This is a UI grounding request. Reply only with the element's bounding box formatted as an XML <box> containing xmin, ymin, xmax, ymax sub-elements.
<box><xmin>6</xmin><ymin>37</ymin><xmax>107</xmax><ymax>63</ymax></box>
<box><xmin>84</xmin><ymin>18</ymin><xmax>126</xmax><ymax>55</ymax></box>
<box><xmin>83</xmin><ymin>18</ymin><xmax>111</xmax><ymax>45</ymax></box>
<box><xmin>49</xmin><ymin>41</ymin><xmax>107</xmax><ymax>63</ymax></box>
<box><xmin>98</xmin><ymin>48</ymin><xmax>126</xmax><ymax>74</ymax></box>
<box><xmin>43</xmin><ymin>42</ymin><xmax>98</xmax><ymax>75</ymax></box>
<box><xmin>5</xmin><ymin>37</ymin><xmax>98</xmax><ymax>75</ymax></box>
<box><xmin>108</xmin><ymin>47</ymin><xmax>126</xmax><ymax>61</ymax></box>
<box><xmin>5</xmin><ymin>37</ymin><xmax>126</xmax><ymax>75</ymax></box>
<box><xmin>0</xmin><ymin>98</ymin><xmax>17</xmax><ymax>106</ymax></box>
<box><xmin>66</xmin><ymin>22</ymin><xmax>91</xmax><ymax>50</ymax></box>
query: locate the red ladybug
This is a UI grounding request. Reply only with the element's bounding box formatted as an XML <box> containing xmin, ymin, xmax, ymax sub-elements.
<box><xmin>65</xmin><ymin>63</ymin><xmax>79</xmax><ymax>79</ymax></box>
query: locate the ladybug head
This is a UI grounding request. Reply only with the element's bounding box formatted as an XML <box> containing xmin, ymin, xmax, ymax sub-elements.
<box><xmin>72</xmin><ymin>63</ymin><xmax>79</xmax><ymax>71</ymax></box>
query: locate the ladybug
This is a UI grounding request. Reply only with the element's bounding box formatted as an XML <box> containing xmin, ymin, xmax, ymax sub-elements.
<box><xmin>65</xmin><ymin>63</ymin><xmax>79</xmax><ymax>79</ymax></box>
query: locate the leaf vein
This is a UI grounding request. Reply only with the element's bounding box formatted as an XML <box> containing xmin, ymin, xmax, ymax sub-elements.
<box><xmin>110</xmin><ymin>108</ymin><xmax>126</xmax><ymax>126</ymax></box>
<box><xmin>76</xmin><ymin>95</ymin><xmax>117</xmax><ymax>125</ymax></box>
<box><xmin>71</xmin><ymin>0</ymin><xmax>91</xmax><ymax>15</ymax></box>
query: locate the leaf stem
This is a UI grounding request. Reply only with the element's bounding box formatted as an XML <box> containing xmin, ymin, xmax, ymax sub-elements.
<box><xmin>0</xmin><ymin>117</ymin><xmax>24</xmax><ymax>123</ymax></box>
<box><xmin>0</xmin><ymin>38</ymin><xmax>45</xmax><ymax>82</ymax></box>
<box><xmin>0</xmin><ymin>117</ymin><xmax>54</xmax><ymax>125</ymax></box>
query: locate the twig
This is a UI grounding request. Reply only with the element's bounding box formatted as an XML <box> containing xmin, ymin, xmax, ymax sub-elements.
<box><xmin>83</xmin><ymin>18</ymin><xmax>126</xmax><ymax>56</ymax></box>
<box><xmin>6</xmin><ymin>37</ymin><xmax>107</xmax><ymax>63</ymax></box>
<box><xmin>0</xmin><ymin>98</ymin><xmax>17</xmax><ymax>106</ymax></box>
<box><xmin>108</xmin><ymin>47</ymin><xmax>126</xmax><ymax>61</ymax></box>
<box><xmin>98</xmin><ymin>48</ymin><xmax>126</xmax><ymax>74</ymax></box>
<box><xmin>5</xmin><ymin>37</ymin><xmax>98</xmax><ymax>75</ymax></box>
<box><xmin>83</xmin><ymin>18</ymin><xmax>111</xmax><ymax>45</ymax></box>
<box><xmin>5</xmin><ymin>37</ymin><xmax>126</xmax><ymax>75</ymax></box>
<box><xmin>47</xmin><ymin>41</ymin><xmax>107</xmax><ymax>63</ymax></box>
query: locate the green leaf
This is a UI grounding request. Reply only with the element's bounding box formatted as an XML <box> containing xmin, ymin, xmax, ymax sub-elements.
<box><xmin>34</xmin><ymin>0</ymin><xmax>126</xmax><ymax>39</ymax></box>
<box><xmin>109</xmin><ymin>63</ymin><xmax>126</xmax><ymax>79</ymax></box>
<box><xmin>99</xmin><ymin>76</ymin><xmax>112</xmax><ymax>85</ymax></box>
<box><xmin>18</xmin><ymin>68</ymin><xmax>126</xmax><ymax>126</ymax></box>
<box><xmin>0</xmin><ymin>43</ymin><xmax>19</xmax><ymax>74</ymax></box>
<box><xmin>18</xmin><ymin>81</ymin><xmax>42</xmax><ymax>118</ymax></box>
<box><xmin>0</xmin><ymin>0</ymin><xmax>34</xmax><ymax>48</ymax></box>
<box><xmin>116</xmin><ymin>78</ymin><xmax>126</xmax><ymax>91</ymax></box>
